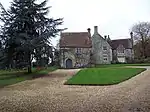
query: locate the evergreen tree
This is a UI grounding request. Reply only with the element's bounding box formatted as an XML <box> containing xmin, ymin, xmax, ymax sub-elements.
<box><xmin>0</xmin><ymin>0</ymin><xmax>64</xmax><ymax>73</ymax></box>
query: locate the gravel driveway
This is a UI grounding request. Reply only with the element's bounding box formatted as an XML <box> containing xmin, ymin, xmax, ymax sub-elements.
<box><xmin>0</xmin><ymin>68</ymin><xmax>150</xmax><ymax>112</ymax></box>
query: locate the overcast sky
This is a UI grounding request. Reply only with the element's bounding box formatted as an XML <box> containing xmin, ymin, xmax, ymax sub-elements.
<box><xmin>1</xmin><ymin>0</ymin><xmax>150</xmax><ymax>46</ymax></box>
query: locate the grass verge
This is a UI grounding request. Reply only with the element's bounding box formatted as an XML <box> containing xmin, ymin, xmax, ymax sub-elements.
<box><xmin>0</xmin><ymin>66</ymin><xmax>57</xmax><ymax>88</ymax></box>
<box><xmin>95</xmin><ymin>63</ymin><xmax>150</xmax><ymax>68</ymax></box>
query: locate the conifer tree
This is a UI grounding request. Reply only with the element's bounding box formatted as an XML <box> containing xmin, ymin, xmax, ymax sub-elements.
<box><xmin>0</xmin><ymin>0</ymin><xmax>64</xmax><ymax>72</ymax></box>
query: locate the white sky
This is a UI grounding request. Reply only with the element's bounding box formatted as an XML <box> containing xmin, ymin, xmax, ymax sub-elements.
<box><xmin>1</xmin><ymin>0</ymin><xmax>150</xmax><ymax>46</ymax></box>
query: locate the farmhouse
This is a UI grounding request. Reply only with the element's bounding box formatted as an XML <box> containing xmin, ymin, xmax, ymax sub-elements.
<box><xmin>59</xmin><ymin>26</ymin><xmax>134</xmax><ymax>68</ymax></box>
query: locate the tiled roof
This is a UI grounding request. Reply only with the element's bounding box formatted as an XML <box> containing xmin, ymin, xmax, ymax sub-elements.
<box><xmin>110</xmin><ymin>38</ymin><xmax>132</xmax><ymax>50</ymax></box>
<box><xmin>60</xmin><ymin>32</ymin><xmax>92</xmax><ymax>48</ymax></box>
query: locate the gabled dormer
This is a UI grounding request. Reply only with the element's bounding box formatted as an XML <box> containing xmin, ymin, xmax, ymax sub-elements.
<box><xmin>117</xmin><ymin>44</ymin><xmax>125</xmax><ymax>57</ymax></box>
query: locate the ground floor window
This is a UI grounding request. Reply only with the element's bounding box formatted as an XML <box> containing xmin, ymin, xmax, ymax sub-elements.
<box><xmin>103</xmin><ymin>54</ymin><xmax>108</xmax><ymax>61</ymax></box>
<box><xmin>117</xmin><ymin>57</ymin><xmax>126</xmax><ymax>63</ymax></box>
<box><xmin>103</xmin><ymin>58</ymin><xmax>108</xmax><ymax>61</ymax></box>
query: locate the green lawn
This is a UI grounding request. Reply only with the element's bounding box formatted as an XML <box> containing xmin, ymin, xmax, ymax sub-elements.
<box><xmin>0</xmin><ymin>67</ymin><xmax>57</xmax><ymax>88</ymax></box>
<box><xmin>95</xmin><ymin>63</ymin><xmax>150</xmax><ymax>68</ymax></box>
<box><xmin>65</xmin><ymin>67</ymin><xmax>146</xmax><ymax>85</ymax></box>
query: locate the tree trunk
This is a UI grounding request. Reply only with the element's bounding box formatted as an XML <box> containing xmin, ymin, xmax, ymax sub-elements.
<box><xmin>142</xmin><ymin>44</ymin><xmax>147</xmax><ymax>58</ymax></box>
<box><xmin>28</xmin><ymin>62</ymin><xmax>32</xmax><ymax>73</ymax></box>
<box><xmin>28</xmin><ymin>52</ymin><xmax>32</xmax><ymax>73</ymax></box>
<box><xmin>141</xmin><ymin>38</ymin><xmax>146</xmax><ymax>58</ymax></box>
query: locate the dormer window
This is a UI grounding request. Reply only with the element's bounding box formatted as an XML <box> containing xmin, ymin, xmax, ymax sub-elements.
<box><xmin>117</xmin><ymin>44</ymin><xmax>125</xmax><ymax>53</ymax></box>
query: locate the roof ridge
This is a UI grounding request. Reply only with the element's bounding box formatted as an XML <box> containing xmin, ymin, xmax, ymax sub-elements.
<box><xmin>112</xmin><ymin>38</ymin><xmax>131</xmax><ymax>41</ymax></box>
<box><xmin>61</xmin><ymin>32</ymin><xmax>88</xmax><ymax>33</ymax></box>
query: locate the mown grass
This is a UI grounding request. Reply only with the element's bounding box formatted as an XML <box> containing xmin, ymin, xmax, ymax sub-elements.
<box><xmin>0</xmin><ymin>66</ymin><xmax>57</xmax><ymax>88</ymax></box>
<box><xmin>66</xmin><ymin>67</ymin><xmax>146</xmax><ymax>85</ymax></box>
<box><xmin>95</xmin><ymin>63</ymin><xmax>150</xmax><ymax>68</ymax></box>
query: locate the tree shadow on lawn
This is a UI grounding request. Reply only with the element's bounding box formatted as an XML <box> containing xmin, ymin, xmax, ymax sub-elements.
<box><xmin>0</xmin><ymin>69</ymin><xmax>38</xmax><ymax>77</ymax></box>
<box><xmin>0</xmin><ymin>69</ymin><xmax>52</xmax><ymax>88</ymax></box>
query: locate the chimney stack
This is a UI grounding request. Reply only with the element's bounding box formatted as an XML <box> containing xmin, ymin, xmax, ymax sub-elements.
<box><xmin>130</xmin><ymin>32</ymin><xmax>134</xmax><ymax>59</ymax></box>
<box><xmin>107</xmin><ymin>35</ymin><xmax>111</xmax><ymax>41</ymax></box>
<box><xmin>130</xmin><ymin>32</ymin><xmax>134</xmax><ymax>47</ymax></box>
<box><xmin>94</xmin><ymin>26</ymin><xmax>98</xmax><ymax>34</ymax></box>
<box><xmin>107</xmin><ymin>35</ymin><xmax>110</xmax><ymax>39</ymax></box>
<box><xmin>104</xmin><ymin>35</ymin><xmax>107</xmax><ymax>40</ymax></box>
<box><xmin>87</xmin><ymin>28</ymin><xmax>91</xmax><ymax>37</ymax></box>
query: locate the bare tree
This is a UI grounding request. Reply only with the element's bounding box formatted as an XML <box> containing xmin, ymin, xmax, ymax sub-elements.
<box><xmin>133</xmin><ymin>41</ymin><xmax>143</xmax><ymax>59</ymax></box>
<box><xmin>131</xmin><ymin>22</ymin><xmax>150</xmax><ymax>58</ymax></box>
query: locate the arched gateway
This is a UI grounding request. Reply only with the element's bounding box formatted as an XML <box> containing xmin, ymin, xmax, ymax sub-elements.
<box><xmin>66</xmin><ymin>59</ymin><xmax>73</xmax><ymax>68</ymax></box>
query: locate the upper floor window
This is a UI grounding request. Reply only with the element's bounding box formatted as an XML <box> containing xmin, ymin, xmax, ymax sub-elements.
<box><xmin>118</xmin><ymin>49</ymin><xmax>124</xmax><ymax>53</ymax></box>
<box><xmin>76</xmin><ymin>48</ymin><xmax>82</xmax><ymax>54</ymax></box>
<box><xmin>103</xmin><ymin>46</ymin><xmax>107</xmax><ymax>50</ymax></box>
<box><xmin>117</xmin><ymin>44</ymin><xmax>125</xmax><ymax>53</ymax></box>
<box><xmin>103</xmin><ymin>54</ymin><xmax>108</xmax><ymax>57</ymax></box>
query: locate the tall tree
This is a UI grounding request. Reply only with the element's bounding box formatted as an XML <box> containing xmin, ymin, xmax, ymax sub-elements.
<box><xmin>133</xmin><ymin>41</ymin><xmax>143</xmax><ymax>59</ymax></box>
<box><xmin>131</xmin><ymin>22</ymin><xmax>150</xmax><ymax>58</ymax></box>
<box><xmin>0</xmin><ymin>0</ymin><xmax>64</xmax><ymax>73</ymax></box>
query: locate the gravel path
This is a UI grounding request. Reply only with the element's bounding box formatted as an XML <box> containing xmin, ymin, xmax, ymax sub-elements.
<box><xmin>0</xmin><ymin>68</ymin><xmax>150</xmax><ymax>112</ymax></box>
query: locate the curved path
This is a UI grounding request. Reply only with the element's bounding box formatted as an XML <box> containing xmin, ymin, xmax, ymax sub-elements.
<box><xmin>0</xmin><ymin>68</ymin><xmax>150</xmax><ymax>112</ymax></box>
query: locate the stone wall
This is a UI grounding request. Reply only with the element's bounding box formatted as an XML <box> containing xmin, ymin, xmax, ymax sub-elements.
<box><xmin>92</xmin><ymin>26</ymin><xmax>112</xmax><ymax>64</ymax></box>
<box><xmin>60</xmin><ymin>47</ymin><xmax>91</xmax><ymax>68</ymax></box>
<box><xmin>112</xmin><ymin>48</ymin><xmax>133</xmax><ymax>63</ymax></box>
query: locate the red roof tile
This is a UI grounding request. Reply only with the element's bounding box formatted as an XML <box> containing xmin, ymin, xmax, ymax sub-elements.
<box><xmin>60</xmin><ymin>32</ymin><xmax>92</xmax><ymax>48</ymax></box>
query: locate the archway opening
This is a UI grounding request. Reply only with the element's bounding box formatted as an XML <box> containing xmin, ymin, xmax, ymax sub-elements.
<box><xmin>66</xmin><ymin>59</ymin><xmax>73</xmax><ymax>68</ymax></box>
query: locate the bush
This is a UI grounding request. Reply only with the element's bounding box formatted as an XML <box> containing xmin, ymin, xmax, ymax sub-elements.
<box><xmin>133</xmin><ymin>57</ymin><xmax>150</xmax><ymax>63</ymax></box>
<box><xmin>126</xmin><ymin>57</ymin><xmax>134</xmax><ymax>64</ymax></box>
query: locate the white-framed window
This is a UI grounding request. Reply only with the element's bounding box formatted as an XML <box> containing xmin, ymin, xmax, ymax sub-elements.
<box><xmin>103</xmin><ymin>46</ymin><xmax>107</xmax><ymax>50</ymax></box>
<box><xmin>76</xmin><ymin>48</ymin><xmax>82</xmax><ymax>53</ymax></box>
<box><xmin>103</xmin><ymin>54</ymin><xmax>108</xmax><ymax>61</ymax></box>
<box><xmin>103</xmin><ymin>54</ymin><xmax>107</xmax><ymax>57</ymax></box>
<box><xmin>103</xmin><ymin>58</ymin><xmax>107</xmax><ymax>61</ymax></box>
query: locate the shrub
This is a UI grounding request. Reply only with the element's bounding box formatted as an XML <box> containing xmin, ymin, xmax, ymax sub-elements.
<box><xmin>133</xmin><ymin>57</ymin><xmax>150</xmax><ymax>63</ymax></box>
